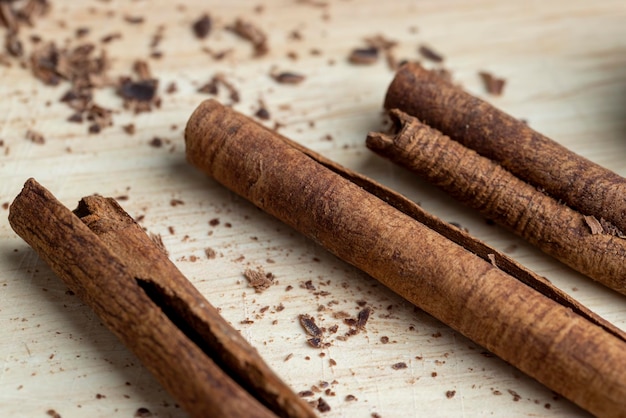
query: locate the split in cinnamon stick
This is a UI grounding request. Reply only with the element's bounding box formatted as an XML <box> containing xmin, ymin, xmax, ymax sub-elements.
<box><xmin>185</xmin><ymin>99</ymin><xmax>626</xmax><ymax>418</ymax></box>
<box><xmin>383</xmin><ymin>62</ymin><xmax>626</xmax><ymax>235</ymax></box>
<box><xmin>366</xmin><ymin>109</ymin><xmax>626</xmax><ymax>295</ymax></box>
<box><xmin>8</xmin><ymin>178</ymin><xmax>315</xmax><ymax>418</ymax></box>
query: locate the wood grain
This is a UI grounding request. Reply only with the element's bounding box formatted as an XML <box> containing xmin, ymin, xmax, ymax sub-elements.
<box><xmin>1</xmin><ymin>1</ymin><xmax>625</xmax><ymax>417</ymax></box>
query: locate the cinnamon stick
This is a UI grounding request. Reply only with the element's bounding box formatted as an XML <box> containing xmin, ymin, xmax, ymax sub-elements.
<box><xmin>383</xmin><ymin>62</ymin><xmax>626</xmax><ymax>235</ymax></box>
<box><xmin>8</xmin><ymin>178</ymin><xmax>315</xmax><ymax>418</ymax></box>
<box><xmin>185</xmin><ymin>99</ymin><xmax>626</xmax><ymax>418</ymax></box>
<box><xmin>366</xmin><ymin>109</ymin><xmax>626</xmax><ymax>295</ymax></box>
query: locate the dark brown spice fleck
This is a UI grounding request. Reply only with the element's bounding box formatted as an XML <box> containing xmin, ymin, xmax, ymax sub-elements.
<box><xmin>316</xmin><ymin>397</ymin><xmax>331</xmax><ymax>413</ymax></box>
<box><xmin>192</xmin><ymin>13</ymin><xmax>212</xmax><ymax>39</ymax></box>
<box><xmin>418</xmin><ymin>44</ymin><xmax>444</xmax><ymax>62</ymax></box>
<box><xmin>149</xmin><ymin>137</ymin><xmax>163</xmax><ymax>148</ymax></box>
<box><xmin>479</xmin><ymin>71</ymin><xmax>506</xmax><ymax>96</ymax></box>
<box><xmin>227</xmin><ymin>18</ymin><xmax>268</xmax><ymax>57</ymax></box>
<box><xmin>446</xmin><ymin>390</ymin><xmax>456</xmax><ymax>399</ymax></box>
<box><xmin>348</xmin><ymin>47</ymin><xmax>378</xmax><ymax>65</ymax></box>
<box><xmin>133</xmin><ymin>407</ymin><xmax>152</xmax><ymax>417</ymax></box>
<box><xmin>244</xmin><ymin>267</ymin><xmax>274</xmax><ymax>293</ymax></box>
<box><xmin>124</xmin><ymin>15</ymin><xmax>145</xmax><ymax>24</ymax></box>
<box><xmin>391</xmin><ymin>362</ymin><xmax>407</xmax><ymax>370</ymax></box>
<box><xmin>299</xmin><ymin>314</ymin><xmax>322</xmax><ymax>337</ymax></box>
<box><xmin>25</xmin><ymin>129</ymin><xmax>45</xmax><ymax>144</ymax></box>
<box><xmin>271</xmin><ymin>71</ymin><xmax>306</xmax><ymax>85</ymax></box>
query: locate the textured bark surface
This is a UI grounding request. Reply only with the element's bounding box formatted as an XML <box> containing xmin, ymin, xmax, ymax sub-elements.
<box><xmin>8</xmin><ymin>178</ymin><xmax>300</xmax><ymax>418</ymax></box>
<box><xmin>73</xmin><ymin>193</ymin><xmax>316</xmax><ymax>418</ymax></box>
<box><xmin>185</xmin><ymin>99</ymin><xmax>626</xmax><ymax>418</ymax></box>
<box><xmin>384</xmin><ymin>62</ymin><xmax>626</xmax><ymax>234</ymax></box>
<box><xmin>367</xmin><ymin>110</ymin><xmax>626</xmax><ymax>295</ymax></box>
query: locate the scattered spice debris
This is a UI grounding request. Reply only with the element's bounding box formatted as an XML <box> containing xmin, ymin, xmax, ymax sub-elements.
<box><xmin>118</xmin><ymin>60</ymin><xmax>160</xmax><ymax>113</ymax></box>
<box><xmin>271</xmin><ymin>71</ymin><xmax>306</xmax><ymax>85</ymax></box>
<box><xmin>356</xmin><ymin>306</ymin><xmax>371</xmax><ymax>330</ymax></box>
<box><xmin>299</xmin><ymin>314</ymin><xmax>322</xmax><ymax>337</ymax></box>
<box><xmin>316</xmin><ymin>397</ymin><xmax>331</xmax><ymax>413</ymax></box>
<box><xmin>348</xmin><ymin>46</ymin><xmax>378</xmax><ymax>65</ymax></box>
<box><xmin>243</xmin><ymin>267</ymin><xmax>275</xmax><ymax>293</ymax></box>
<box><xmin>192</xmin><ymin>13</ymin><xmax>212</xmax><ymax>39</ymax></box>
<box><xmin>254</xmin><ymin>99</ymin><xmax>271</xmax><ymax>120</ymax></box>
<box><xmin>391</xmin><ymin>362</ymin><xmax>407</xmax><ymax>370</ymax></box>
<box><xmin>479</xmin><ymin>71</ymin><xmax>506</xmax><ymax>96</ymax></box>
<box><xmin>508</xmin><ymin>389</ymin><xmax>521</xmax><ymax>402</ymax></box>
<box><xmin>227</xmin><ymin>18</ymin><xmax>268</xmax><ymax>57</ymax></box>
<box><xmin>46</xmin><ymin>410</ymin><xmax>61</xmax><ymax>418</ymax></box>
<box><xmin>204</xmin><ymin>247</ymin><xmax>216</xmax><ymax>259</ymax></box>
<box><xmin>446</xmin><ymin>390</ymin><xmax>456</xmax><ymax>399</ymax></box>
<box><xmin>197</xmin><ymin>73</ymin><xmax>240</xmax><ymax>103</ymax></box>
<box><xmin>134</xmin><ymin>407</ymin><xmax>153</xmax><ymax>417</ymax></box>
<box><xmin>418</xmin><ymin>44</ymin><xmax>444</xmax><ymax>62</ymax></box>
<box><xmin>584</xmin><ymin>215</ymin><xmax>604</xmax><ymax>235</ymax></box>
<box><xmin>25</xmin><ymin>129</ymin><xmax>45</xmax><ymax>144</ymax></box>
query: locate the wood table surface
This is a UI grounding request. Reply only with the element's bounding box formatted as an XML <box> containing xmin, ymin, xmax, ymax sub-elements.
<box><xmin>1</xmin><ymin>1</ymin><xmax>625</xmax><ymax>417</ymax></box>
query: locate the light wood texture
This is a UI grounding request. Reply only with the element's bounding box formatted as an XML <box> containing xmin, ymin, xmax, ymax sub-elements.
<box><xmin>1</xmin><ymin>1</ymin><xmax>625</xmax><ymax>417</ymax></box>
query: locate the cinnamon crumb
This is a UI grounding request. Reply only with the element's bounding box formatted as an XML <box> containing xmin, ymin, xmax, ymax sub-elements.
<box><xmin>192</xmin><ymin>13</ymin><xmax>212</xmax><ymax>39</ymax></box>
<box><xmin>227</xmin><ymin>18</ymin><xmax>268</xmax><ymax>57</ymax></box>
<box><xmin>418</xmin><ymin>44</ymin><xmax>444</xmax><ymax>62</ymax></box>
<box><xmin>479</xmin><ymin>71</ymin><xmax>506</xmax><ymax>96</ymax></box>
<box><xmin>244</xmin><ymin>267</ymin><xmax>274</xmax><ymax>293</ymax></box>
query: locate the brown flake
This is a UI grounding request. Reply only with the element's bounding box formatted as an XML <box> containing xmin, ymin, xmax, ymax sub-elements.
<box><xmin>391</xmin><ymin>362</ymin><xmax>407</xmax><ymax>370</ymax></box>
<box><xmin>254</xmin><ymin>99</ymin><xmax>271</xmax><ymax>120</ymax></box>
<box><xmin>244</xmin><ymin>267</ymin><xmax>274</xmax><ymax>293</ymax></box>
<box><xmin>25</xmin><ymin>129</ymin><xmax>44</xmax><ymax>144</ymax></box>
<box><xmin>356</xmin><ymin>306</ymin><xmax>371</xmax><ymax>330</ymax></box>
<box><xmin>197</xmin><ymin>74</ymin><xmax>240</xmax><ymax>103</ymax></box>
<box><xmin>316</xmin><ymin>397</ymin><xmax>331</xmax><ymax>413</ymax></box>
<box><xmin>348</xmin><ymin>47</ymin><xmax>378</xmax><ymax>65</ymax></box>
<box><xmin>271</xmin><ymin>71</ymin><xmax>305</xmax><ymax>85</ymax></box>
<box><xmin>124</xmin><ymin>15</ymin><xmax>145</xmax><ymax>25</ymax></box>
<box><xmin>46</xmin><ymin>410</ymin><xmax>61</xmax><ymax>418</ymax></box>
<box><xmin>418</xmin><ymin>44</ymin><xmax>444</xmax><ymax>62</ymax></box>
<box><xmin>204</xmin><ymin>248</ymin><xmax>216</xmax><ymax>259</ymax></box>
<box><xmin>227</xmin><ymin>18</ymin><xmax>268</xmax><ymax>57</ymax></box>
<box><xmin>479</xmin><ymin>71</ymin><xmax>506</xmax><ymax>96</ymax></box>
<box><xmin>134</xmin><ymin>407</ymin><xmax>152</xmax><ymax>417</ymax></box>
<box><xmin>299</xmin><ymin>314</ymin><xmax>322</xmax><ymax>337</ymax></box>
<box><xmin>123</xmin><ymin>123</ymin><xmax>136</xmax><ymax>135</ymax></box>
<box><xmin>5</xmin><ymin>31</ymin><xmax>23</xmax><ymax>57</ymax></box>
<box><xmin>192</xmin><ymin>13</ymin><xmax>212</xmax><ymax>39</ymax></box>
<box><xmin>584</xmin><ymin>215</ymin><xmax>604</xmax><ymax>235</ymax></box>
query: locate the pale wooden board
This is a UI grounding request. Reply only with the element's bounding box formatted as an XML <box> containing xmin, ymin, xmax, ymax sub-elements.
<box><xmin>1</xmin><ymin>1</ymin><xmax>625</xmax><ymax>417</ymax></box>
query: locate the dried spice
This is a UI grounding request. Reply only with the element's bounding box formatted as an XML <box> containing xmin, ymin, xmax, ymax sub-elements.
<box><xmin>227</xmin><ymin>18</ymin><xmax>268</xmax><ymax>57</ymax></box>
<box><xmin>271</xmin><ymin>71</ymin><xmax>305</xmax><ymax>85</ymax></box>
<box><xmin>117</xmin><ymin>60</ymin><xmax>160</xmax><ymax>113</ymax></box>
<box><xmin>418</xmin><ymin>45</ymin><xmax>444</xmax><ymax>62</ymax></box>
<box><xmin>367</xmin><ymin>110</ymin><xmax>626</xmax><ymax>295</ymax></box>
<box><xmin>384</xmin><ymin>62</ymin><xmax>626</xmax><ymax>234</ymax></box>
<box><xmin>192</xmin><ymin>13</ymin><xmax>212</xmax><ymax>39</ymax></box>
<box><xmin>9</xmin><ymin>179</ymin><xmax>315</xmax><ymax>418</ymax></box>
<box><xmin>348</xmin><ymin>46</ymin><xmax>378</xmax><ymax>65</ymax></box>
<box><xmin>197</xmin><ymin>73</ymin><xmax>240</xmax><ymax>104</ymax></box>
<box><xmin>185</xmin><ymin>99</ymin><xmax>626</xmax><ymax>417</ymax></box>
<box><xmin>244</xmin><ymin>267</ymin><xmax>274</xmax><ymax>293</ymax></box>
<box><xmin>478</xmin><ymin>70</ymin><xmax>506</xmax><ymax>96</ymax></box>
<box><xmin>380</xmin><ymin>63</ymin><xmax>626</xmax><ymax>294</ymax></box>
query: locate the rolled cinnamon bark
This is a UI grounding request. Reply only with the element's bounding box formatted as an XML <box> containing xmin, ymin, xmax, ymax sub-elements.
<box><xmin>8</xmin><ymin>178</ymin><xmax>314</xmax><ymax>418</ymax></box>
<box><xmin>185</xmin><ymin>99</ymin><xmax>626</xmax><ymax>418</ymax></box>
<box><xmin>383</xmin><ymin>62</ymin><xmax>626</xmax><ymax>234</ymax></box>
<box><xmin>366</xmin><ymin>109</ymin><xmax>626</xmax><ymax>295</ymax></box>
